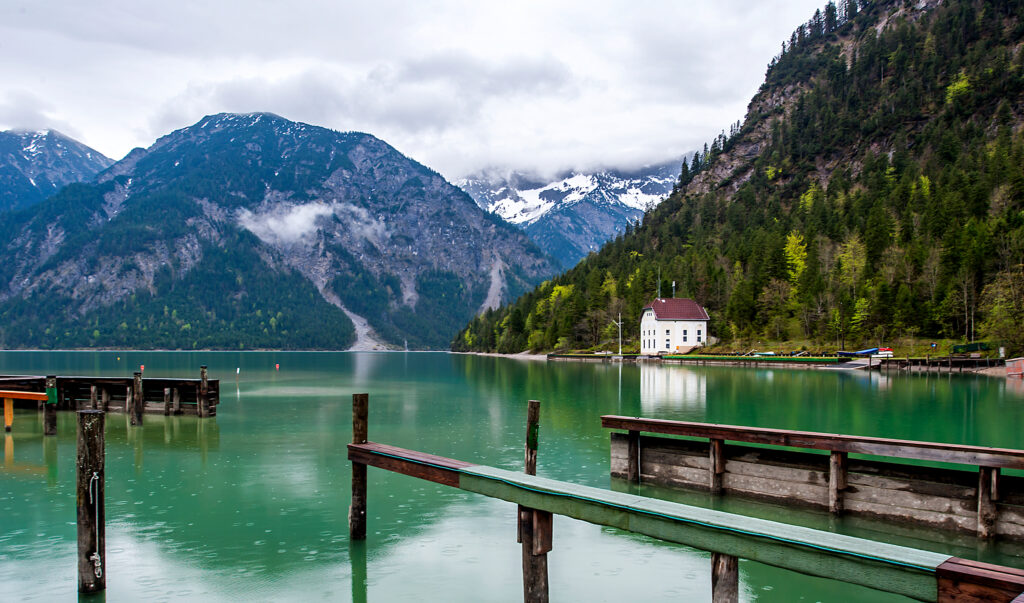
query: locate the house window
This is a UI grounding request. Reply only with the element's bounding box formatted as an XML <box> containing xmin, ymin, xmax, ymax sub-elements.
<box><xmin>683</xmin><ymin>329</ymin><xmax>688</xmax><ymax>342</ymax></box>
<box><xmin>698</xmin><ymin>329</ymin><xmax>702</xmax><ymax>343</ymax></box>
<box><xmin>665</xmin><ymin>329</ymin><xmax>670</xmax><ymax>336</ymax></box>
<box><xmin>665</xmin><ymin>339</ymin><xmax>670</xmax><ymax>349</ymax></box>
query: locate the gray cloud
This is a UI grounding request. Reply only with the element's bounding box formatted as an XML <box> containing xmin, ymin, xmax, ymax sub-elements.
<box><xmin>0</xmin><ymin>90</ymin><xmax>80</xmax><ymax>138</ymax></box>
<box><xmin>2</xmin><ymin>0</ymin><xmax>827</xmax><ymax>178</ymax></box>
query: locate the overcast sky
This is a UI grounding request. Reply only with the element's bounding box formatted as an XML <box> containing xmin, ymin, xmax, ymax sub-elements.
<box><xmin>0</xmin><ymin>0</ymin><xmax>825</xmax><ymax>180</ymax></box>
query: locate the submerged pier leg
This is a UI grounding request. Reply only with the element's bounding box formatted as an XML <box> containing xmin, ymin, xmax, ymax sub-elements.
<box><xmin>349</xmin><ymin>393</ymin><xmax>368</xmax><ymax>540</ymax></box>
<box><xmin>3</xmin><ymin>397</ymin><xmax>11</xmax><ymax>432</ymax></box>
<box><xmin>829</xmin><ymin>451</ymin><xmax>848</xmax><ymax>515</ymax></box>
<box><xmin>709</xmin><ymin>438</ymin><xmax>725</xmax><ymax>494</ymax></box>
<box><xmin>519</xmin><ymin>399</ymin><xmax>551</xmax><ymax>603</ymax></box>
<box><xmin>44</xmin><ymin>376</ymin><xmax>57</xmax><ymax>436</ymax></box>
<box><xmin>627</xmin><ymin>430</ymin><xmax>640</xmax><ymax>483</ymax></box>
<box><xmin>711</xmin><ymin>552</ymin><xmax>739</xmax><ymax>603</ymax></box>
<box><xmin>130</xmin><ymin>372</ymin><xmax>143</xmax><ymax>426</ymax></box>
<box><xmin>77</xmin><ymin>410</ymin><xmax>105</xmax><ymax>593</ymax></box>
<box><xmin>198</xmin><ymin>366</ymin><xmax>210</xmax><ymax>418</ymax></box>
<box><xmin>978</xmin><ymin>466</ymin><xmax>998</xmax><ymax>539</ymax></box>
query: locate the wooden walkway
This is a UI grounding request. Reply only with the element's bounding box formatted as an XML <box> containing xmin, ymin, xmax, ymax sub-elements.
<box><xmin>602</xmin><ymin>416</ymin><xmax>1024</xmax><ymax>540</ymax></box>
<box><xmin>344</xmin><ymin>394</ymin><xmax>1024</xmax><ymax>602</ymax></box>
<box><xmin>0</xmin><ymin>371</ymin><xmax>219</xmax><ymax>416</ymax></box>
<box><xmin>349</xmin><ymin>440</ymin><xmax>1024</xmax><ymax>602</ymax></box>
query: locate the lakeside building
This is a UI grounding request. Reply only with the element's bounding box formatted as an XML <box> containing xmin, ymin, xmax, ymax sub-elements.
<box><xmin>639</xmin><ymin>298</ymin><xmax>709</xmax><ymax>355</ymax></box>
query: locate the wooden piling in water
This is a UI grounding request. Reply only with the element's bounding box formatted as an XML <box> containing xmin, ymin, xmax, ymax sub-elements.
<box><xmin>129</xmin><ymin>373</ymin><xmax>143</xmax><ymax>426</ymax></box>
<box><xmin>198</xmin><ymin>366</ymin><xmax>210</xmax><ymax>418</ymax></box>
<box><xmin>44</xmin><ymin>376</ymin><xmax>57</xmax><ymax>436</ymax></box>
<box><xmin>626</xmin><ymin>430</ymin><xmax>640</xmax><ymax>483</ymax></box>
<box><xmin>829</xmin><ymin>451</ymin><xmax>848</xmax><ymax>515</ymax></box>
<box><xmin>3</xmin><ymin>397</ymin><xmax>11</xmax><ymax>432</ymax></box>
<box><xmin>711</xmin><ymin>551</ymin><xmax>739</xmax><ymax>603</ymax></box>
<box><xmin>90</xmin><ymin>386</ymin><xmax>98</xmax><ymax>410</ymax></box>
<box><xmin>709</xmin><ymin>438</ymin><xmax>725</xmax><ymax>494</ymax></box>
<box><xmin>163</xmin><ymin>388</ymin><xmax>171</xmax><ymax>416</ymax></box>
<box><xmin>77</xmin><ymin>409</ymin><xmax>105</xmax><ymax>593</ymax></box>
<box><xmin>520</xmin><ymin>399</ymin><xmax>551</xmax><ymax>603</ymax></box>
<box><xmin>349</xmin><ymin>393</ymin><xmax>368</xmax><ymax>540</ymax></box>
<box><xmin>978</xmin><ymin>466</ymin><xmax>997</xmax><ymax>538</ymax></box>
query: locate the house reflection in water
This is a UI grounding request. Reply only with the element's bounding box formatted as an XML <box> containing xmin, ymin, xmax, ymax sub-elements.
<box><xmin>640</xmin><ymin>363</ymin><xmax>706</xmax><ymax>414</ymax></box>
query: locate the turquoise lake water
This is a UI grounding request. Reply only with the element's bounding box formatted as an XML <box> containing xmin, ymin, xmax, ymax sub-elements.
<box><xmin>2</xmin><ymin>351</ymin><xmax>1023</xmax><ymax>601</ymax></box>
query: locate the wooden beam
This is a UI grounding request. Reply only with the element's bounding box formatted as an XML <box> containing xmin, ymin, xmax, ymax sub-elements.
<box><xmin>978</xmin><ymin>467</ymin><xmax>997</xmax><ymax>539</ymax></box>
<box><xmin>829</xmin><ymin>451</ymin><xmax>848</xmax><ymax>515</ymax></box>
<box><xmin>347</xmin><ymin>442</ymin><xmax>470</xmax><ymax>487</ymax></box>
<box><xmin>521</xmin><ymin>399</ymin><xmax>549</xmax><ymax>603</ymax></box>
<box><xmin>627</xmin><ymin>430</ymin><xmax>640</xmax><ymax>483</ymax></box>
<box><xmin>711</xmin><ymin>552</ymin><xmax>739</xmax><ymax>603</ymax></box>
<box><xmin>349</xmin><ymin>393</ymin><xmax>369</xmax><ymax>540</ymax></box>
<box><xmin>709</xmin><ymin>439</ymin><xmax>725</xmax><ymax>494</ymax></box>
<box><xmin>0</xmin><ymin>390</ymin><xmax>49</xmax><ymax>401</ymax></box>
<box><xmin>601</xmin><ymin>416</ymin><xmax>1024</xmax><ymax>469</ymax></box>
<box><xmin>937</xmin><ymin>558</ymin><xmax>1024</xmax><ymax>602</ymax></box>
<box><xmin>77</xmin><ymin>410</ymin><xmax>105</xmax><ymax>593</ymax></box>
<box><xmin>44</xmin><ymin>376</ymin><xmax>57</xmax><ymax>436</ymax></box>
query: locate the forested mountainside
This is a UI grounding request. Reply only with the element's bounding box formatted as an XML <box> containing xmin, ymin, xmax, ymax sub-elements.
<box><xmin>453</xmin><ymin>0</ymin><xmax>1024</xmax><ymax>355</ymax></box>
<box><xmin>0</xmin><ymin>129</ymin><xmax>112</xmax><ymax>212</ymax></box>
<box><xmin>0</xmin><ymin>113</ymin><xmax>555</xmax><ymax>350</ymax></box>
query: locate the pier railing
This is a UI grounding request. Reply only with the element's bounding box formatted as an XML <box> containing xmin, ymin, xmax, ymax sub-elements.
<box><xmin>348</xmin><ymin>395</ymin><xmax>1024</xmax><ymax>602</ymax></box>
<box><xmin>601</xmin><ymin>416</ymin><xmax>1024</xmax><ymax>539</ymax></box>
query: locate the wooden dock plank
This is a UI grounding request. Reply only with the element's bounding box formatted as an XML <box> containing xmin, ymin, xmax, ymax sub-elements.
<box><xmin>347</xmin><ymin>442</ymin><xmax>471</xmax><ymax>487</ymax></box>
<box><xmin>459</xmin><ymin>464</ymin><xmax>947</xmax><ymax>601</ymax></box>
<box><xmin>0</xmin><ymin>390</ymin><xmax>49</xmax><ymax>401</ymax></box>
<box><xmin>602</xmin><ymin>416</ymin><xmax>1024</xmax><ymax>469</ymax></box>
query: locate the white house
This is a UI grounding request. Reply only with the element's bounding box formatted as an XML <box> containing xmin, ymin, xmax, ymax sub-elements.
<box><xmin>639</xmin><ymin>298</ymin><xmax>710</xmax><ymax>355</ymax></box>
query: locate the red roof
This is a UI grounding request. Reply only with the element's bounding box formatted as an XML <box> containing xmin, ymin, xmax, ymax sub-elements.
<box><xmin>642</xmin><ymin>298</ymin><xmax>709</xmax><ymax>321</ymax></box>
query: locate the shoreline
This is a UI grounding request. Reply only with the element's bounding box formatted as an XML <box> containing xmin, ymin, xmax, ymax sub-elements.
<box><xmin>452</xmin><ymin>350</ymin><xmax>548</xmax><ymax>361</ymax></box>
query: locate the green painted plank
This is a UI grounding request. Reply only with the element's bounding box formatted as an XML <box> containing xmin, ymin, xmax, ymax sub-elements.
<box><xmin>459</xmin><ymin>465</ymin><xmax>946</xmax><ymax>601</ymax></box>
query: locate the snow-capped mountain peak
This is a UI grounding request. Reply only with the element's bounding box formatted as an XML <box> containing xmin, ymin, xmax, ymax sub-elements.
<box><xmin>457</xmin><ymin>161</ymin><xmax>680</xmax><ymax>268</ymax></box>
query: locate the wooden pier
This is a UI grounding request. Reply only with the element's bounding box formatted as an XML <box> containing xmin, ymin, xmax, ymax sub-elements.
<box><xmin>0</xmin><ymin>369</ymin><xmax>219</xmax><ymax>419</ymax></box>
<box><xmin>348</xmin><ymin>394</ymin><xmax>1024</xmax><ymax>602</ymax></box>
<box><xmin>604</xmin><ymin>416</ymin><xmax>1024</xmax><ymax>541</ymax></box>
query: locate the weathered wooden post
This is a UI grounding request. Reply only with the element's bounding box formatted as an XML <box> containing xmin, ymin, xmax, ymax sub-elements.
<box><xmin>172</xmin><ymin>388</ymin><xmax>181</xmax><ymax>415</ymax></box>
<box><xmin>709</xmin><ymin>438</ymin><xmax>725</xmax><ymax>494</ymax></box>
<box><xmin>77</xmin><ymin>409</ymin><xmax>105</xmax><ymax>593</ymax></box>
<box><xmin>711</xmin><ymin>552</ymin><xmax>739</xmax><ymax>603</ymax></box>
<box><xmin>163</xmin><ymin>387</ymin><xmax>171</xmax><ymax>416</ymax></box>
<box><xmin>130</xmin><ymin>372</ymin><xmax>143</xmax><ymax>426</ymax></box>
<box><xmin>349</xmin><ymin>393</ymin><xmax>369</xmax><ymax>540</ymax></box>
<box><xmin>519</xmin><ymin>399</ymin><xmax>551</xmax><ymax>603</ymax></box>
<box><xmin>101</xmin><ymin>387</ymin><xmax>109</xmax><ymax>412</ymax></box>
<box><xmin>829</xmin><ymin>451</ymin><xmax>848</xmax><ymax>515</ymax></box>
<box><xmin>198</xmin><ymin>366</ymin><xmax>210</xmax><ymax>418</ymax></box>
<box><xmin>978</xmin><ymin>466</ymin><xmax>998</xmax><ymax>538</ymax></box>
<box><xmin>627</xmin><ymin>430</ymin><xmax>640</xmax><ymax>483</ymax></box>
<box><xmin>44</xmin><ymin>376</ymin><xmax>58</xmax><ymax>436</ymax></box>
<box><xmin>3</xmin><ymin>397</ymin><xmax>12</xmax><ymax>432</ymax></box>
<box><xmin>90</xmin><ymin>385</ymin><xmax>98</xmax><ymax>410</ymax></box>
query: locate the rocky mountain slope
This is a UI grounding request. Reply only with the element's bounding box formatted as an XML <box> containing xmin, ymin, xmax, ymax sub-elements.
<box><xmin>0</xmin><ymin>113</ymin><xmax>556</xmax><ymax>350</ymax></box>
<box><xmin>0</xmin><ymin>129</ymin><xmax>113</xmax><ymax>212</ymax></box>
<box><xmin>455</xmin><ymin>0</ymin><xmax>1024</xmax><ymax>355</ymax></box>
<box><xmin>458</xmin><ymin>163</ymin><xmax>677</xmax><ymax>268</ymax></box>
